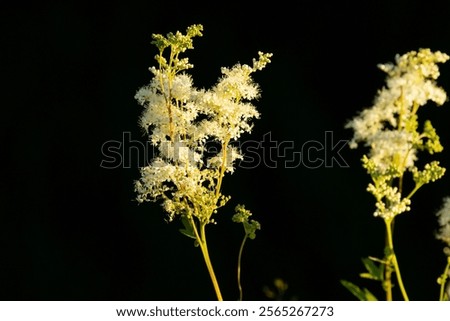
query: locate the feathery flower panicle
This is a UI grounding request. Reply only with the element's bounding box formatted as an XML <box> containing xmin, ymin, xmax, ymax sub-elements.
<box><xmin>347</xmin><ymin>49</ymin><xmax>448</xmax><ymax>164</ymax></box>
<box><xmin>346</xmin><ymin>49</ymin><xmax>448</xmax><ymax>220</ymax></box>
<box><xmin>133</xmin><ymin>24</ymin><xmax>270</xmax><ymax>302</ymax></box>
<box><xmin>134</xmin><ymin>24</ymin><xmax>272</xmax><ymax>225</ymax></box>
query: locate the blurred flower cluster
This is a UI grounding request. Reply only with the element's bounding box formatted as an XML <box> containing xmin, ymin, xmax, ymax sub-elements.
<box><xmin>346</xmin><ymin>49</ymin><xmax>448</xmax><ymax>220</ymax></box>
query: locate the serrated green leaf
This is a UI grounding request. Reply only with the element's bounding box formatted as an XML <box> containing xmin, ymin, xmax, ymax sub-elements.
<box><xmin>179</xmin><ymin>216</ymin><xmax>196</xmax><ymax>239</ymax></box>
<box><xmin>359</xmin><ymin>273</ymin><xmax>377</xmax><ymax>280</ymax></box>
<box><xmin>384</xmin><ymin>246</ymin><xmax>394</xmax><ymax>258</ymax></box>
<box><xmin>179</xmin><ymin>228</ymin><xmax>196</xmax><ymax>239</ymax></box>
<box><xmin>340</xmin><ymin>280</ymin><xmax>373</xmax><ymax>301</ymax></box>
<box><xmin>362</xmin><ymin>257</ymin><xmax>383</xmax><ymax>281</ymax></box>
<box><xmin>340</xmin><ymin>280</ymin><xmax>365</xmax><ymax>301</ymax></box>
<box><xmin>363</xmin><ymin>288</ymin><xmax>378</xmax><ymax>301</ymax></box>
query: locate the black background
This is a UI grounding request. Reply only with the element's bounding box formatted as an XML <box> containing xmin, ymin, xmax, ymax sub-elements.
<box><xmin>2</xmin><ymin>0</ymin><xmax>450</xmax><ymax>300</ymax></box>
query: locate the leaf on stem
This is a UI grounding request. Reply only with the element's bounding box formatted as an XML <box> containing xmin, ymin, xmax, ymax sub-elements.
<box><xmin>340</xmin><ymin>280</ymin><xmax>378</xmax><ymax>301</ymax></box>
<box><xmin>360</xmin><ymin>257</ymin><xmax>384</xmax><ymax>281</ymax></box>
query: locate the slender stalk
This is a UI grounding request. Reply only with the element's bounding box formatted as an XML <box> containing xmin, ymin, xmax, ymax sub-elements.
<box><xmin>199</xmin><ymin>238</ymin><xmax>223</xmax><ymax>301</ymax></box>
<box><xmin>384</xmin><ymin>219</ymin><xmax>394</xmax><ymax>300</ymax></box>
<box><xmin>237</xmin><ymin>234</ymin><xmax>249</xmax><ymax>301</ymax></box>
<box><xmin>384</xmin><ymin>260</ymin><xmax>393</xmax><ymax>300</ymax></box>
<box><xmin>199</xmin><ymin>223</ymin><xmax>223</xmax><ymax>301</ymax></box>
<box><xmin>214</xmin><ymin>137</ymin><xmax>230</xmax><ymax>200</ymax></box>
<box><xmin>385</xmin><ymin>219</ymin><xmax>409</xmax><ymax>301</ymax></box>
<box><xmin>439</xmin><ymin>257</ymin><xmax>450</xmax><ymax>301</ymax></box>
<box><xmin>406</xmin><ymin>184</ymin><xmax>422</xmax><ymax>200</ymax></box>
<box><xmin>188</xmin><ymin>217</ymin><xmax>223</xmax><ymax>300</ymax></box>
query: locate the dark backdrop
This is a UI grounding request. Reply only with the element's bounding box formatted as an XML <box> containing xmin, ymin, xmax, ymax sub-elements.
<box><xmin>2</xmin><ymin>0</ymin><xmax>450</xmax><ymax>300</ymax></box>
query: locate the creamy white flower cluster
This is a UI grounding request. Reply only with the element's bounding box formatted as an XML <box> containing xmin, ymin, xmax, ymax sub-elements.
<box><xmin>436</xmin><ymin>197</ymin><xmax>450</xmax><ymax>255</ymax></box>
<box><xmin>134</xmin><ymin>24</ymin><xmax>272</xmax><ymax>223</ymax></box>
<box><xmin>347</xmin><ymin>49</ymin><xmax>448</xmax><ymax>220</ymax></box>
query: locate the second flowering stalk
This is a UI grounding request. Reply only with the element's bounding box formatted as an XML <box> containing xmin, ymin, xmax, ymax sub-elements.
<box><xmin>346</xmin><ymin>49</ymin><xmax>449</xmax><ymax>300</ymax></box>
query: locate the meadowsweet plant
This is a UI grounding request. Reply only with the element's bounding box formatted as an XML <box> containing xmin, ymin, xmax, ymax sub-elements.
<box><xmin>344</xmin><ymin>49</ymin><xmax>449</xmax><ymax>300</ymax></box>
<box><xmin>134</xmin><ymin>24</ymin><xmax>271</xmax><ymax>300</ymax></box>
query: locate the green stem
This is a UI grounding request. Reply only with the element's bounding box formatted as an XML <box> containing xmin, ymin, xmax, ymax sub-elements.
<box><xmin>385</xmin><ymin>219</ymin><xmax>409</xmax><ymax>301</ymax></box>
<box><xmin>189</xmin><ymin>217</ymin><xmax>223</xmax><ymax>301</ymax></box>
<box><xmin>199</xmin><ymin>223</ymin><xmax>223</xmax><ymax>301</ymax></box>
<box><xmin>214</xmin><ymin>137</ymin><xmax>230</xmax><ymax>200</ymax></box>
<box><xmin>384</xmin><ymin>219</ymin><xmax>393</xmax><ymax>300</ymax></box>
<box><xmin>406</xmin><ymin>184</ymin><xmax>422</xmax><ymax>200</ymax></box>
<box><xmin>237</xmin><ymin>234</ymin><xmax>249</xmax><ymax>301</ymax></box>
<box><xmin>439</xmin><ymin>257</ymin><xmax>450</xmax><ymax>301</ymax></box>
<box><xmin>385</xmin><ymin>259</ymin><xmax>393</xmax><ymax>300</ymax></box>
